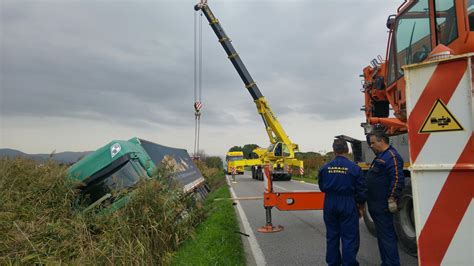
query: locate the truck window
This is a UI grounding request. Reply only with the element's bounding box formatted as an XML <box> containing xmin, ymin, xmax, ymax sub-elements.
<box><xmin>282</xmin><ymin>144</ymin><xmax>290</xmax><ymax>157</ymax></box>
<box><xmin>226</xmin><ymin>155</ymin><xmax>244</xmax><ymax>161</ymax></box>
<box><xmin>80</xmin><ymin>160</ymin><xmax>144</xmax><ymax>206</ymax></box>
<box><xmin>435</xmin><ymin>0</ymin><xmax>458</xmax><ymax>45</ymax></box>
<box><xmin>274</xmin><ymin>143</ymin><xmax>282</xmax><ymax>157</ymax></box>
<box><xmin>388</xmin><ymin>0</ymin><xmax>432</xmax><ymax>85</ymax></box>
<box><xmin>468</xmin><ymin>0</ymin><xmax>474</xmax><ymax>30</ymax></box>
<box><xmin>387</xmin><ymin>37</ymin><xmax>397</xmax><ymax>85</ymax></box>
<box><xmin>267</xmin><ymin>143</ymin><xmax>275</xmax><ymax>153</ymax></box>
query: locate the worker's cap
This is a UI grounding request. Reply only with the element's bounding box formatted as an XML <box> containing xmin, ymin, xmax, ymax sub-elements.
<box><xmin>332</xmin><ymin>138</ymin><xmax>349</xmax><ymax>154</ymax></box>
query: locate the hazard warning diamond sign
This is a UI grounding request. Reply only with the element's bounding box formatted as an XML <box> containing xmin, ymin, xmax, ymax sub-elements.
<box><xmin>419</xmin><ymin>99</ymin><xmax>464</xmax><ymax>133</ymax></box>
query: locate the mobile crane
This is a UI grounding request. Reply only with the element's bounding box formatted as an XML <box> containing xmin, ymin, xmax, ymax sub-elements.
<box><xmin>355</xmin><ymin>0</ymin><xmax>473</xmax><ymax>263</ymax></box>
<box><xmin>194</xmin><ymin>0</ymin><xmax>324</xmax><ymax>232</ymax></box>
<box><xmin>194</xmin><ymin>0</ymin><xmax>303</xmax><ymax>181</ymax></box>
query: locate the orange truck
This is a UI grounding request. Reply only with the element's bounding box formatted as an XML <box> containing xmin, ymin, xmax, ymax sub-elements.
<box><xmin>355</xmin><ymin>0</ymin><xmax>473</xmax><ymax>263</ymax></box>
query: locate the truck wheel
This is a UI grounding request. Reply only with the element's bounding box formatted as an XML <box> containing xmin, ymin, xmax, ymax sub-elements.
<box><xmin>258</xmin><ymin>168</ymin><xmax>264</xmax><ymax>181</ymax></box>
<box><xmin>254</xmin><ymin>167</ymin><xmax>263</xmax><ymax>181</ymax></box>
<box><xmin>363</xmin><ymin>202</ymin><xmax>377</xmax><ymax>237</ymax></box>
<box><xmin>251</xmin><ymin>167</ymin><xmax>256</xmax><ymax>179</ymax></box>
<box><xmin>394</xmin><ymin>181</ymin><xmax>418</xmax><ymax>257</ymax></box>
<box><xmin>272</xmin><ymin>173</ymin><xmax>286</xmax><ymax>181</ymax></box>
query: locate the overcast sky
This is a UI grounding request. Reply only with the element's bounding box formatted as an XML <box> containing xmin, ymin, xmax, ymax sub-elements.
<box><xmin>1</xmin><ymin>0</ymin><xmax>402</xmax><ymax>156</ymax></box>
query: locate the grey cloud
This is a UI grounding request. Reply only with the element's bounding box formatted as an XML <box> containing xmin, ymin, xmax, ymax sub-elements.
<box><xmin>1</xmin><ymin>0</ymin><xmax>401</xmax><ymax>130</ymax></box>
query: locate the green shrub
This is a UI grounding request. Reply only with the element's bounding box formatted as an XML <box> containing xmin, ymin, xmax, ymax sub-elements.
<box><xmin>204</xmin><ymin>156</ymin><xmax>223</xmax><ymax>171</ymax></box>
<box><xmin>0</xmin><ymin>157</ymin><xmax>204</xmax><ymax>264</ymax></box>
<box><xmin>195</xmin><ymin>160</ymin><xmax>224</xmax><ymax>190</ymax></box>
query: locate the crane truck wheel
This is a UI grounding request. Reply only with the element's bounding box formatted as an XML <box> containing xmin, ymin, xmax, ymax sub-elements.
<box><xmin>362</xmin><ymin>201</ymin><xmax>377</xmax><ymax>237</ymax></box>
<box><xmin>258</xmin><ymin>169</ymin><xmax>264</xmax><ymax>181</ymax></box>
<box><xmin>254</xmin><ymin>167</ymin><xmax>264</xmax><ymax>181</ymax></box>
<box><xmin>272</xmin><ymin>173</ymin><xmax>282</xmax><ymax>181</ymax></box>
<box><xmin>393</xmin><ymin>179</ymin><xmax>417</xmax><ymax>257</ymax></box>
<box><xmin>271</xmin><ymin>172</ymin><xmax>292</xmax><ymax>181</ymax></box>
<box><xmin>251</xmin><ymin>166</ymin><xmax>256</xmax><ymax>179</ymax></box>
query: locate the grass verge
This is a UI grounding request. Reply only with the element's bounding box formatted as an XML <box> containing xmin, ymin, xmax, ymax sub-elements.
<box><xmin>1</xmin><ymin>158</ymin><xmax>245</xmax><ymax>264</ymax></box>
<box><xmin>292</xmin><ymin>175</ymin><xmax>318</xmax><ymax>184</ymax></box>
<box><xmin>171</xmin><ymin>172</ymin><xmax>245</xmax><ymax>265</ymax></box>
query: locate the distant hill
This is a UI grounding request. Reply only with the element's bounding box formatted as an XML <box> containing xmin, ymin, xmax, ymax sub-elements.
<box><xmin>0</xmin><ymin>148</ymin><xmax>91</xmax><ymax>165</ymax></box>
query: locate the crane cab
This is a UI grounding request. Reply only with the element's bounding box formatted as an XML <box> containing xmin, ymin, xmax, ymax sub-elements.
<box><xmin>264</xmin><ymin>142</ymin><xmax>294</xmax><ymax>181</ymax></box>
<box><xmin>266</xmin><ymin>142</ymin><xmax>291</xmax><ymax>160</ymax></box>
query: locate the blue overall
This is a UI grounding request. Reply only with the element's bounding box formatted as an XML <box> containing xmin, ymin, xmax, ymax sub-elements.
<box><xmin>366</xmin><ymin>146</ymin><xmax>404</xmax><ymax>266</ymax></box>
<box><xmin>318</xmin><ymin>156</ymin><xmax>366</xmax><ymax>266</ymax></box>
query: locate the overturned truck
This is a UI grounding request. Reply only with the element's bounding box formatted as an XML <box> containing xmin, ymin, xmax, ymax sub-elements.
<box><xmin>68</xmin><ymin>137</ymin><xmax>209</xmax><ymax>212</ymax></box>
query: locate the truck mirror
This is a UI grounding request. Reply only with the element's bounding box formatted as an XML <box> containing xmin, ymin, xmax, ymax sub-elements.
<box><xmin>386</xmin><ymin>14</ymin><xmax>396</xmax><ymax>29</ymax></box>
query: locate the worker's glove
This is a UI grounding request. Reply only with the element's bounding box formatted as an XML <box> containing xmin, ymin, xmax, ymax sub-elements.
<box><xmin>357</xmin><ymin>203</ymin><xmax>365</xmax><ymax>219</ymax></box>
<box><xmin>388</xmin><ymin>197</ymin><xmax>398</xmax><ymax>213</ymax></box>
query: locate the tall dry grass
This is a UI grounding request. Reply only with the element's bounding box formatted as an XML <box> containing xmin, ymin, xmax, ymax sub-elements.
<box><xmin>194</xmin><ymin>160</ymin><xmax>223</xmax><ymax>189</ymax></box>
<box><xmin>0</xmin><ymin>157</ymin><xmax>204</xmax><ymax>264</ymax></box>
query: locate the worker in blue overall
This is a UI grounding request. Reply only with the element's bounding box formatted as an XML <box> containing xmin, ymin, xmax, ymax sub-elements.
<box><xmin>367</xmin><ymin>132</ymin><xmax>405</xmax><ymax>266</ymax></box>
<box><xmin>318</xmin><ymin>138</ymin><xmax>366</xmax><ymax>266</ymax></box>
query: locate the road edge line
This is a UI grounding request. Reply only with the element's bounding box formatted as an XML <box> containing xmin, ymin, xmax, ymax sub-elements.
<box><xmin>226</xmin><ymin>175</ymin><xmax>266</xmax><ymax>266</ymax></box>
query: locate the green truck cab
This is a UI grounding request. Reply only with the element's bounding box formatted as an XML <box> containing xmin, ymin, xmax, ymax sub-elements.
<box><xmin>68</xmin><ymin>137</ymin><xmax>208</xmax><ymax>212</ymax></box>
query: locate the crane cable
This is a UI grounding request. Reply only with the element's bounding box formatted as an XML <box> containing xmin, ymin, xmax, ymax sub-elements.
<box><xmin>193</xmin><ymin>9</ymin><xmax>203</xmax><ymax>159</ymax></box>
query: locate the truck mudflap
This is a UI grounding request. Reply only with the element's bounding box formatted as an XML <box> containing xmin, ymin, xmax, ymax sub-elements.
<box><xmin>138</xmin><ymin>139</ymin><xmax>206</xmax><ymax>194</ymax></box>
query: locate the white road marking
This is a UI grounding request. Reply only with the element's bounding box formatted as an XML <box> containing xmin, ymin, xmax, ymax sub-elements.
<box><xmin>273</xmin><ymin>181</ymin><xmax>321</xmax><ymax>192</ymax></box>
<box><xmin>290</xmin><ymin>179</ymin><xmax>319</xmax><ymax>187</ymax></box>
<box><xmin>291</xmin><ymin>180</ymin><xmax>321</xmax><ymax>192</ymax></box>
<box><xmin>226</xmin><ymin>175</ymin><xmax>266</xmax><ymax>265</ymax></box>
<box><xmin>273</xmin><ymin>184</ymin><xmax>287</xmax><ymax>191</ymax></box>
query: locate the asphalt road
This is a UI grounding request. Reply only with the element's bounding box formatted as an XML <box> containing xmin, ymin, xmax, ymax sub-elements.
<box><xmin>227</xmin><ymin>171</ymin><xmax>418</xmax><ymax>266</ymax></box>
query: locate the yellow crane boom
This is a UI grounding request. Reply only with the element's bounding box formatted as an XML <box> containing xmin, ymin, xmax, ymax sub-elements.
<box><xmin>194</xmin><ymin>1</ymin><xmax>303</xmax><ymax>180</ymax></box>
